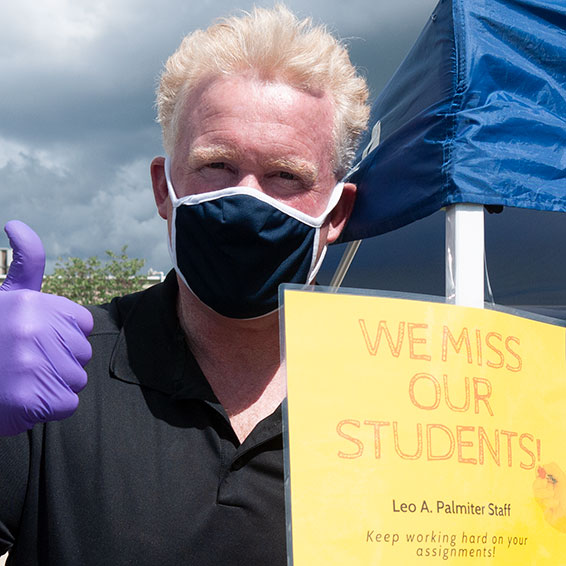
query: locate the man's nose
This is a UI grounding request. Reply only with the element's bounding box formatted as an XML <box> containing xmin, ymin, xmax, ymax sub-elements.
<box><xmin>238</xmin><ymin>174</ymin><xmax>263</xmax><ymax>192</ymax></box>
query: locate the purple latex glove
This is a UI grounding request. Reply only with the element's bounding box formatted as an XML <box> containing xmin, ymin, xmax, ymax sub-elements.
<box><xmin>0</xmin><ymin>221</ymin><xmax>93</xmax><ymax>436</ymax></box>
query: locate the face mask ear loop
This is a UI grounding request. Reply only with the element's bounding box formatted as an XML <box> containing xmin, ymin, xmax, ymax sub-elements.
<box><xmin>164</xmin><ymin>156</ymin><xmax>180</xmax><ymax>275</ymax></box>
<box><xmin>166</xmin><ymin>206</ymin><xmax>177</xmax><ymax>265</ymax></box>
<box><xmin>164</xmin><ymin>156</ymin><xmax>180</xmax><ymax>207</ymax></box>
<box><xmin>308</xmin><ymin>245</ymin><xmax>328</xmax><ymax>283</ymax></box>
<box><xmin>304</xmin><ymin>181</ymin><xmax>344</xmax><ymax>283</ymax></box>
<box><xmin>305</xmin><ymin>227</ymin><xmax>327</xmax><ymax>284</ymax></box>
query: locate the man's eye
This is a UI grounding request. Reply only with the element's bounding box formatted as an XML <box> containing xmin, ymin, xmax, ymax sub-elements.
<box><xmin>279</xmin><ymin>171</ymin><xmax>295</xmax><ymax>180</ymax></box>
<box><xmin>208</xmin><ymin>162</ymin><xmax>225</xmax><ymax>169</ymax></box>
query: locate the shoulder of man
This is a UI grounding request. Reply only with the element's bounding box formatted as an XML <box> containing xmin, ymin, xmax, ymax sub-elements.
<box><xmin>87</xmin><ymin>288</ymin><xmax>148</xmax><ymax>336</ymax></box>
<box><xmin>86</xmin><ymin>270</ymin><xmax>176</xmax><ymax>336</ymax></box>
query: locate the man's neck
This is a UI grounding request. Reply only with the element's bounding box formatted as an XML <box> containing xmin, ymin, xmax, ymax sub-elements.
<box><xmin>176</xmin><ymin>280</ymin><xmax>286</xmax><ymax>442</ymax></box>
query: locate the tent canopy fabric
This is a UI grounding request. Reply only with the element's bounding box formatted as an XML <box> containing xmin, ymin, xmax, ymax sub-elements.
<box><xmin>340</xmin><ymin>0</ymin><xmax>566</xmax><ymax>243</ymax></box>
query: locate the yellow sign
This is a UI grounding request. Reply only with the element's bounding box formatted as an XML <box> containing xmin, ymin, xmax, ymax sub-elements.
<box><xmin>282</xmin><ymin>288</ymin><xmax>566</xmax><ymax>565</ymax></box>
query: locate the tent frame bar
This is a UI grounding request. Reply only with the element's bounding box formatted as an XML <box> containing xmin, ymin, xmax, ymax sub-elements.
<box><xmin>330</xmin><ymin>204</ymin><xmax>485</xmax><ymax>309</ymax></box>
<box><xmin>445</xmin><ymin>204</ymin><xmax>485</xmax><ymax>308</ymax></box>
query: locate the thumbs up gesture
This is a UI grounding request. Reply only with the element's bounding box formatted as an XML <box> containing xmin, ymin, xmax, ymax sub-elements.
<box><xmin>0</xmin><ymin>221</ymin><xmax>93</xmax><ymax>436</ymax></box>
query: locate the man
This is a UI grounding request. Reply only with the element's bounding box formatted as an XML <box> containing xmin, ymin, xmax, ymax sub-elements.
<box><xmin>0</xmin><ymin>6</ymin><xmax>369</xmax><ymax>564</ymax></box>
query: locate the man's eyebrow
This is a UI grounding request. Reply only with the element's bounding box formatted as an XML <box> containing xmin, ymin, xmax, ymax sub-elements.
<box><xmin>264</xmin><ymin>157</ymin><xmax>318</xmax><ymax>185</ymax></box>
<box><xmin>187</xmin><ymin>145</ymin><xmax>242</xmax><ymax>166</ymax></box>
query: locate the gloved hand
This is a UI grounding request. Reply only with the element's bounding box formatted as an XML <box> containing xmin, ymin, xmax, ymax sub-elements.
<box><xmin>0</xmin><ymin>221</ymin><xmax>93</xmax><ymax>436</ymax></box>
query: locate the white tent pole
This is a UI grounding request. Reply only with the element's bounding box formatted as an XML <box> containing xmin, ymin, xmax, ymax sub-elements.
<box><xmin>445</xmin><ymin>204</ymin><xmax>485</xmax><ymax>308</ymax></box>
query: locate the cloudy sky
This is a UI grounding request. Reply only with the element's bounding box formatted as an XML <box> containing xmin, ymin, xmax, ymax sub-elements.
<box><xmin>2</xmin><ymin>0</ymin><xmax>565</xmax><ymax>308</ymax></box>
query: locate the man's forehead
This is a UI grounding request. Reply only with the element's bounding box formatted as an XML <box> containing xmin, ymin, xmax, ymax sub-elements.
<box><xmin>185</xmin><ymin>74</ymin><xmax>334</xmax><ymax>127</ymax></box>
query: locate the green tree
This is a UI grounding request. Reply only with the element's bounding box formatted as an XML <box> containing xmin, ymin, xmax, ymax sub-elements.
<box><xmin>42</xmin><ymin>246</ymin><xmax>146</xmax><ymax>305</ymax></box>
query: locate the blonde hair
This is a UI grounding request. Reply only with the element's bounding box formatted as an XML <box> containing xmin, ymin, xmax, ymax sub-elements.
<box><xmin>156</xmin><ymin>5</ymin><xmax>369</xmax><ymax>177</ymax></box>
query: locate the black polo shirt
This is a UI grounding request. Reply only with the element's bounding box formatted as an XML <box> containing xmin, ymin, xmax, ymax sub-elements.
<box><xmin>0</xmin><ymin>272</ymin><xmax>286</xmax><ymax>565</ymax></box>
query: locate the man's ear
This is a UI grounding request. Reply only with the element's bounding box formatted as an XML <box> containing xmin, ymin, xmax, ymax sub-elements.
<box><xmin>150</xmin><ymin>156</ymin><xmax>169</xmax><ymax>220</ymax></box>
<box><xmin>326</xmin><ymin>182</ymin><xmax>357</xmax><ymax>244</ymax></box>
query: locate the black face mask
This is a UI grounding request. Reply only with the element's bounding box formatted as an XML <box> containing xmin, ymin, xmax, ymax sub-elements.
<box><xmin>165</xmin><ymin>158</ymin><xmax>343</xmax><ymax>319</ymax></box>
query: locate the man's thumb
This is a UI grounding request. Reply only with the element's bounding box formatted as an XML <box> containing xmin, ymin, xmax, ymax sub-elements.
<box><xmin>1</xmin><ymin>220</ymin><xmax>45</xmax><ymax>292</ymax></box>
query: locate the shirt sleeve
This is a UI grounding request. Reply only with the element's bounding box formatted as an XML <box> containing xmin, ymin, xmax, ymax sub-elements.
<box><xmin>0</xmin><ymin>431</ymin><xmax>31</xmax><ymax>555</ymax></box>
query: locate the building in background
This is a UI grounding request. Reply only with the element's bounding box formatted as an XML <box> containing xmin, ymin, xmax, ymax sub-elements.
<box><xmin>0</xmin><ymin>248</ymin><xmax>12</xmax><ymax>280</ymax></box>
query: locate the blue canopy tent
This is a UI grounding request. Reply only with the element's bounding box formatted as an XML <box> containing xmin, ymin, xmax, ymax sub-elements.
<box><xmin>330</xmin><ymin>0</ymin><xmax>566</xmax><ymax>311</ymax></box>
